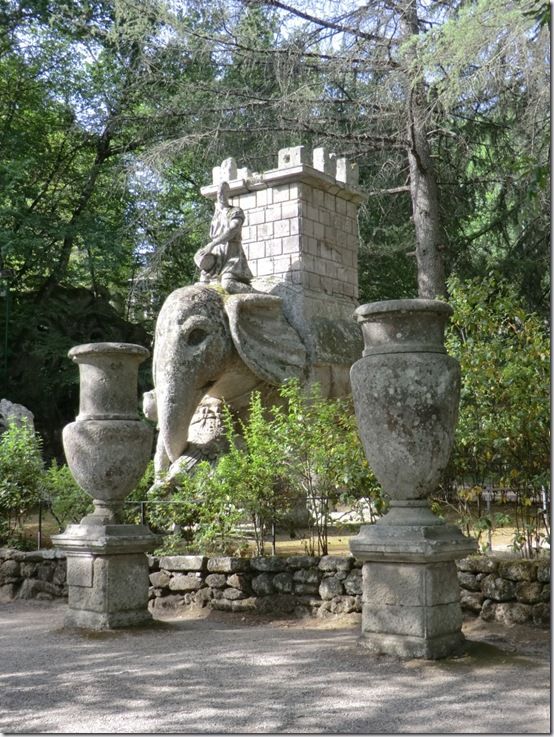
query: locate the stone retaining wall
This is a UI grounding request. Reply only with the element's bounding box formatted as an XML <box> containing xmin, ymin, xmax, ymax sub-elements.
<box><xmin>148</xmin><ymin>554</ymin><xmax>363</xmax><ymax>618</ymax></box>
<box><xmin>0</xmin><ymin>548</ymin><xmax>549</xmax><ymax>626</ymax></box>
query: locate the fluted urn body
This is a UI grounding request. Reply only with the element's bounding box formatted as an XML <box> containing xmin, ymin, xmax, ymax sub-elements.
<box><xmin>62</xmin><ymin>342</ymin><xmax>152</xmax><ymax>524</ymax></box>
<box><xmin>350</xmin><ymin>299</ymin><xmax>459</xmax><ymax>505</ymax></box>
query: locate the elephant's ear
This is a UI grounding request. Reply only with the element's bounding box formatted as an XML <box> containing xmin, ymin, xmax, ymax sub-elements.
<box><xmin>224</xmin><ymin>293</ymin><xmax>307</xmax><ymax>385</ymax></box>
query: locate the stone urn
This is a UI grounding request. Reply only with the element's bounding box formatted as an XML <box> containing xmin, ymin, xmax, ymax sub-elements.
<box><xmin>62</xmin><ymin>342</ymin><xmax>153</xmax><ymax>524</ymax></box>
<box><xmin>348</xmin><ymin>299</ymin><xmax>476</xmax><ymax>659</ymax></box>
<box><xmin>349</xmin><ymin>299</ymin><xmax>461</xmax><ymax>529</ymax></box>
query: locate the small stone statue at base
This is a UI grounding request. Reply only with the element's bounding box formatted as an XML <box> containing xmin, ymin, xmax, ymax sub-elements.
<box><xmin>194</xmin><ymin>181</ymin><xmax>253</xmax><ymax>294</ymax></box>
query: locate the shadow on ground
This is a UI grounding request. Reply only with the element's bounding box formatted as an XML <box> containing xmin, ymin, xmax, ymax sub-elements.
<box><xmin>0</xmin><ymin>601</ymin><xmax>549</xmax><ymax>734</ymax></box>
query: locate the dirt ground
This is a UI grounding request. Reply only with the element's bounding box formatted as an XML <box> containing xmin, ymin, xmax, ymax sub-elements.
<box><xmin>1</xmin><ymin>599</ymin><xmax>549</xmax><ymax>734</ymax></box>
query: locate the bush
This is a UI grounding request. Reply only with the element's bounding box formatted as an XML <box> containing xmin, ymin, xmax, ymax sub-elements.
<box><xmin>151</xmin><ymin>381</ymin><xmax>383</xmax><ymax>556</ymax></box>
<box><xmin>442</xmin><ymin>274</ymin><xmax>550</xmax><ymax>556</ymax></box>
<box><xmin>0</xmin><ymin>421</ymin><xmax>44</xmax><ymax>545</ymax></box>
<box><xmin>40</xmin><ymin>460</ymin><xmax>92</xmax><ymax>531</ymax></box>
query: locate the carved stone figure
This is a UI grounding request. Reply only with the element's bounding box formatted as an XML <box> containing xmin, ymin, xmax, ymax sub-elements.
<box><xmin>193</xmin><ymin>181</ymin><xmax>253</xmax><ymax>293</ymax></box>
<box><xmin>145</xmin><ymin>284</ymin><xmax>307</xmax><ymax>476</ymax></box>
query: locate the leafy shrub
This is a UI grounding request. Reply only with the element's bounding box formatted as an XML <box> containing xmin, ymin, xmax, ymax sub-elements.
<box><xmin>151</xmin><ymin>382</ymin><xmax>383</xmax><ymax>556</ymax></box>
<box><xmin>0</xmin><ymin>421</ymin><xmax>44</xmax><ymax>545</ymax></box>
<box><xmin>40</xmin><ymin>460</ymin><xmax>92</xmax><ymax>531</ymax></box>
<box><xmin>441</xmin><ymin>274</ymin><xmax>550</xmax><ymax>556</ymax></box>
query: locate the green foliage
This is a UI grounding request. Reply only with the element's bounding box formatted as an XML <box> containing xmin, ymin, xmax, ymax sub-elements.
<box><xmin>121</xmin><ymin>460</ymin><xmax>156</xmax><ymax>524</ymax></box>
<box><xmin>446</xmin><ymin>274</ymin><xmax>549</xmax><ymax>488</ymax></box>
<box><xmin>150</xmin><ymin>381</ymin><xmax>382</xmax><ymax>557</ymax></box>
<box><xmin>0</xmin><ymin>422</ymin><xmax>44</xmax><ymax>545</ymax></box>
<box><xmin>40</xmin><ymin>460</ymin><xmax>92</xmax><ymax>531</ymax></box>
<box><xmin>275</xmin><ymin>381</ymin><xmax>381</xmax><ymax>555</ymax></box>
<box><xmin>148</xmin><ymin>382</ymin><xmax>384</xmax><ymax>555</ymax></box>
<box><xmin>442</xmin><ymin>274</ymin><xmax>550</xmax><ymax>556</ymax></box>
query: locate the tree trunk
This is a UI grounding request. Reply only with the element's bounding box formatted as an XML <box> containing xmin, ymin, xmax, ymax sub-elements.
<box><xmin>402</xmin><ymin>2</ymin><xmax>446</xmax><ymax>299</ymax></box>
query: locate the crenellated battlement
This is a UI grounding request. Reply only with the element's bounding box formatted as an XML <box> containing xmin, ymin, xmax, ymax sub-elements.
<box><xmin>200</xmin><ymin>147</ymin><xmax>366</xmax><ymax>395</ymax></box>
<box><xmin>201</xmin><ymin>146</ymin><xmax>364</xmax><ymax>302</ymax></box>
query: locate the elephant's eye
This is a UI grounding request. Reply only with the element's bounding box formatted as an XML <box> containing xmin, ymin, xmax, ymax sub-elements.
<box><xmin>187</xmin><ymin>328</ymin><xmax>209</xmax><ymax>346</ymax></box>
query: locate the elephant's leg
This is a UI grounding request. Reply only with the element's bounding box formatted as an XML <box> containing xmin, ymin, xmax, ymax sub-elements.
<box><xmin>154</xmin><ymin>432</ymin><xmax>170</xmax><ymax>479</ymax></box>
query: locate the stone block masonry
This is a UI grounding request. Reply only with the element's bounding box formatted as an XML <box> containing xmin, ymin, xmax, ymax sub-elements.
<box><xmin>201</xmin><ymin>147</ymin><xmax>366</xmax><ymax>398</ymax></box>
<box><xmin>201</xmin><ymin>146</ymin><xmax>364</xmax><ymax>315</ymax></box>
<box><xmin>1</xmin><ymin>548</ymin><xmax>550</xmax><ymax>628</ymax></box>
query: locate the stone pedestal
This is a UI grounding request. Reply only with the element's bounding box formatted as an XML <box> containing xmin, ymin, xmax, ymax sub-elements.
<box><xmin>350</xmin><ymin>501</ymin><xmax>476</xmax><ymax>659</ymax></box>
<box><xmin>53</xmin><ymin>523</ymin><xmax>158</xmax><ymax>629</ymax></box>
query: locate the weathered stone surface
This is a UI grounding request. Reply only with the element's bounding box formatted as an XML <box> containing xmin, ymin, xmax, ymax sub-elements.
<box><xmin>480</xmin><ymin>599</ymin><xmax>496</xmax><ymax>622</ymax></box>
<box><xmin>273</xmin><ymin>572</ymin><xmax>293</xmax><ymax>594</ymax></box>
<box><xmin>229</xmin><ymin>597</ymin><xmax>258</xmax><ymax>613</ymax></box>
<box><xmin>149</xmin><ymin>570</ymin><xmax>170</xmax><ymax>588</ymax></box>
<box><xmin>540</xmin><ymin>584</ymin><xmax>550</xmax><ymax>602</ymax></box>
<box><xmin>293</xmin><ymin>567</ymin><xmax>319</xmax><ymax>584</ymax></box>
<box><xmin>222</xmin><ymin>587</ymin><xmax>246</xmax><ymax>600</ymax></box>
<box><xmin>158</xmin><ymin>555</ymin><xmax>206</xmax><ymax>572</ymax></box>
<box><xmin>457</xmin><ymin>571</ymin><xmax>481</xmax><ymax>592</ymax></box>
<box><xmin>515</xmin><ymin>581</ymin><xmax>543</xmax><ymax>605</ymax></box>
<box><xmin>36</xmin><ymin>563</ymin><xmax>54</xmax><ymax>582</ymax></box>
<box><xmin>318</xmin><ymin>556</ymin><xmax>353</xmax><ymax>573</ymax></box>
<box><xmin>294</xmin><ymin>583</ymin><xmax>318</xmax><ymax>595</ymax></box>
<box><xmin>0</xmin><ymin>583</ymin><xmax>17</xmax><ymax>602</ymax></box>
<box><xmin>207</xmin><ymin>557</ymin><xmax>250</xmax><ymax>573</ymax></box>
<box><xmin>210</xmin><ymin>597</ymin><xmax>233</xmax><ymax>611</ymax></box>
<box><xmin>150</xmin><ymin>594</ymin><xmax>184</xmax><ymax>612</ymax></box>
<box><xmin>319</xmin><ymin>577</ymin><xmax>344</xmax><ymax>600</ymax></box>
<box><xmin>195</xmin><ymin>587</ymin><xmax>212</xmax><ymax>606</ymax></box>
<box><xmin>286</xmin><ymin>555</ymin><xmax>319</xmax><ymax>569</ymax></box>
<box><xmin>362</xmin><ymin>561</ymin><xmax>460</xmax><ymax>607</ymax></box>
<box><xmin>168</xmin><ymin>574</ymin><xmax>202</xmax><ymax>592</ymax></box>
<box><xmin>226</xmin><ymin>573</ymin><xmax>250</xmax><ymax>591</ymax></box>
<box><xmin>296</xmin><ymin>595</ymin><xmax>322</xmax><ymax>609</ymax></box>
<box><xmin>317</xmin><ymin>601</ymin><xmax>334</xmax><ymax>618</ymax></box>
<box><xmin>494</xmin><ymin>602</ymin><xmax>533</xmax><ymax>625</ymax></box>
<box><xmin>0</xmin><ymin>398</ymin><xmax>34</xmax><ymax>434</ymax></box>
<box><xmin>344</xmin><ymin>569</ymin><xmax>362</xmax><ymax>596</ymax></box>
<box><xmin>205</xmin><ymin>573</ymin><xmax>227</xmax><ymax>588</ymax></box>
<box><xmin>532</xmin><ymin>602</ymin><xmax>550</xmax><ymax>626</ymax></box>
<box><xmin>255</xmin><ymin>593</ymin><xmax>296</xmax><ymax>615</ymax></box>
<box><xmin>53</xmin><ymin>563</ymin><xmax>66</xmax><ymax>586</ymax></box>
<box><xmin>252</xmin><ymin>573</ymin><xmax>274</xmax><ymax>596</ymax></box>
<box><xmin>17</xmin><ymin>579</ymin><xmax>60</xmax><ymax>599</ymax></box>
<box><xmin>498</xmin><ymin>560</ymin><xmax>536</xmax><ymax>582</ymax></box>
<box><xmin>362</xmin><ymin>600</ymin><xmax>463</xmax><ymax>639</ymax></box>
<box><xmin>536</xmin><ymin>561</ymin><xmax>550</xmax><ymax>583</ymax></box>
<box><xmin>460</xmin><ymin>590</ymin><xmax>485</xmax><ymax>613</ymax></box>
<box><xmin>330</xmin><ymin>595</ymin><xmax>357</xmax><ymax>614</ymax></box>
<box><xmin>456</xmin><ymin>556</ymin><xmax>497</xmax><ymax>574</ymax></box>
<box><xmin>0</xmin><ymin>560</ymin><xmax>20</xmax><ymax>581</ymax></box>
<box><xmin>481</xmin><ymin>575</ymin><xmax>517</xmax><ymax>602</ymax></box>
<box><xmin>149</xmin><ymin>279</ymin><xmax>308</xmax><ymax>479</ymax></box>
<box><xmin>23</xmin><ymin>549</ymin><xmax>59</xmax><ymax>561</ymax></box>
<box><xmin>250</xmin><ymin>557</ymin><xmax>287</xmax><ymax>572</ymax></box>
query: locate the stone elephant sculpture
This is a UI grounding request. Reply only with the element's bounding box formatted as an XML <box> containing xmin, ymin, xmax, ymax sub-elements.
<box><xmin>144</xmin><ymin>283</ymin><xmax>308</xmax><ymax>477</ymax></box>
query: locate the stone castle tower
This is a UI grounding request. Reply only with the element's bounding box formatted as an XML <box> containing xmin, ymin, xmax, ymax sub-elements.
<box><xmin>200</xmin><ymin>146</ymin><xmax>366</xmax><ymax>396</ymax></box>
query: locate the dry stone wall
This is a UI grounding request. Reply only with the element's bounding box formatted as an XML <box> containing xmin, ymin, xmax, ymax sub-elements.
<box><xmin>0</xmin><ymin>548</ymin><xmax>549</xmax><ymax>627</ymax></box>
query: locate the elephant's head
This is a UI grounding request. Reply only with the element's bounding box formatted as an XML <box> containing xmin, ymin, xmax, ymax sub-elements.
<box><xmin>151</xmin><ymin>284</ymin><xmax>307</xmax><ymax>466</ymax></box>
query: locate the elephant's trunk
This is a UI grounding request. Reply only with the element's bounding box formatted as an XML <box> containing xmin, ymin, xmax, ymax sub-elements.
<box><xmin>156</xmin><ymin>379</ymin><xmax>204</xmax><ymax>464</ymax></box>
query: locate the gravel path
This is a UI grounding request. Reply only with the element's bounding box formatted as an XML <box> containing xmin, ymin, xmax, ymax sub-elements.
<box><xmin>0</xmin><ymin>600</ymin><xmax>550</xmax><ymax>734</ymax></box>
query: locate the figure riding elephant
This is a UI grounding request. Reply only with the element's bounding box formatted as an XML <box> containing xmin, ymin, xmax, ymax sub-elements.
<box><xmin>144</xmin><ymin>283</ymin><xmax>308</xmax><ymax>477</ymax></box>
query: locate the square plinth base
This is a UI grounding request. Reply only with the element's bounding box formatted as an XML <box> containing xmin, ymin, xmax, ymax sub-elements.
<box><xmin>360</xmin><ymin>559</ymin><xmax>466</xmax><ymax>660</ymax></box>
<box><xmin>65</xmin><ymin>552</ymin><xmax>152</xmax><ymax>630</ymax></box>
<box><xmin>54</xmin><ymin>524</ymin><xmax>157</xmax><ymax>631</ymax></box>
<box><xmin>359</xmin><ymin>630</ymin><xmax>466</xmax><ymax>660</ymax></box>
